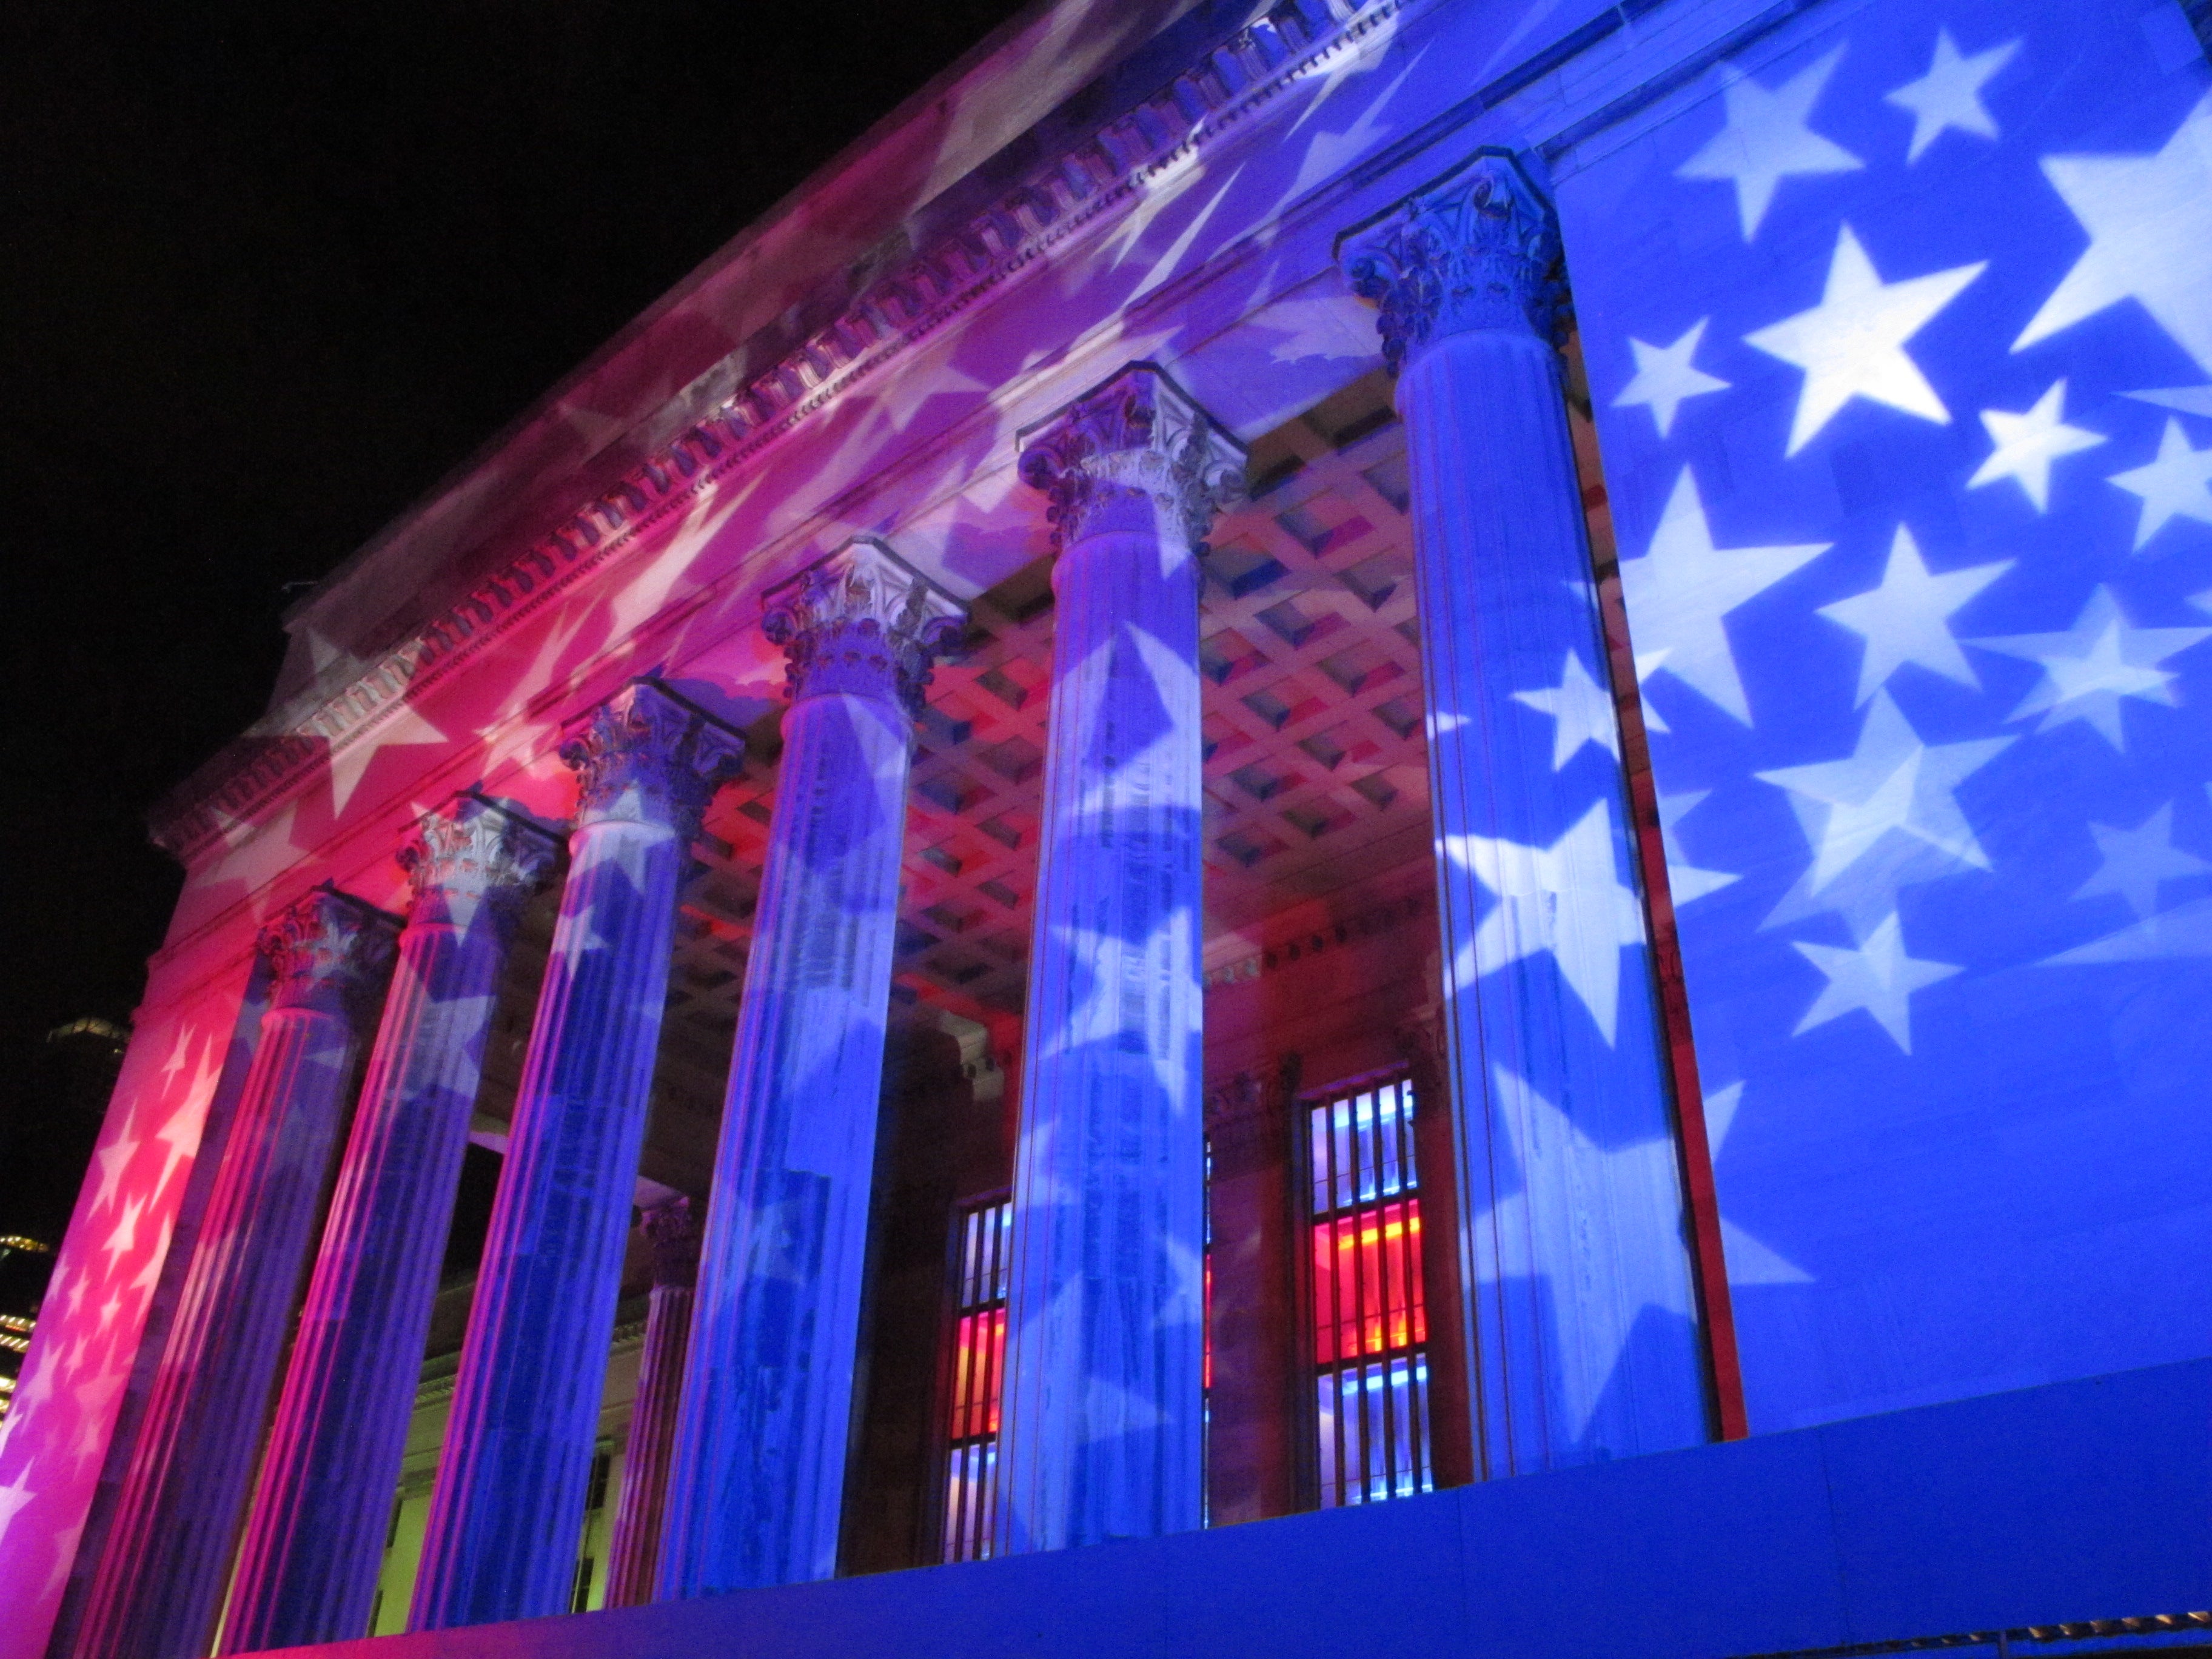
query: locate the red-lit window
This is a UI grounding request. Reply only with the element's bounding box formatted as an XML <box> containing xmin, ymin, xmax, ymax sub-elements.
<box><xmin>1308</xmin><ymin>1076</ymin><xmax>1433</xmax><ymax>1507</ymax></box>
<box><xmin>942</xmin><ymin>1198</ymin><xmax>1010</xmax><ymax>1562</ymax></box>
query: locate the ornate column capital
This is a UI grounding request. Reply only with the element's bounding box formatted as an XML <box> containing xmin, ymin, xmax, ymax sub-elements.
<box><xmin>1336</xmin><ymin>148</ymin><xmax>1566</xmax><ymax>371</ymax></box>
<box><xmin>1017</xmin><ymin>362</ymin><xmax>1246</xmax><ymax>550</ymax></box>
<box><xmin>395</xmin><ymin>793</ymin><xmax>563</xmax><ymax>931</ymax></box>
<box><xmin>560</xmin><ymin>679</ymin><xmax>745</xmax><ymax>841</ymax></box>
<box><xmin>258</xmin><ymin>883</ymin><xmax>401</xmax><ymax>1017</ymax></box>
<box><xmin>762</xmin><ymin>537</ymin><xmax>967</xmax><ymax>717</ymax></box>
<box><xmin>642</xmin><ymin>1196</ymin><xmax>704</xmax><ymax>1289</ymax></box>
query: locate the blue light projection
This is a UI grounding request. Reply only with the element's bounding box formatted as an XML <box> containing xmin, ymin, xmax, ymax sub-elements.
<box><xmin>1555</xmin><ymin>0</ymin><xmax>2212</xmax><ymax>1430</ymax></box>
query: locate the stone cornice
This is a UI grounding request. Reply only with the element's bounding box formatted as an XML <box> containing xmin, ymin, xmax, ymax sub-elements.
<box><xmin>148</xmin><ymin>0</ymin><xmax>1415</xmax><ymax>865</ymax></box>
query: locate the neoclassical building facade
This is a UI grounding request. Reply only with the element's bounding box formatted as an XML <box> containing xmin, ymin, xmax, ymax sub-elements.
<box><xmin>5</xmin><ymin>0</ymin><xmax>2211</xmax><ymax>1654</ymax></box>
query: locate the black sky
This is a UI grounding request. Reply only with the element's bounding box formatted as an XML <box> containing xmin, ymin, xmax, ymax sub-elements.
<box><xmin>2</xmin><ymin>1</ymin><xmax>1035</xmax><ymax>1178</ymax></box>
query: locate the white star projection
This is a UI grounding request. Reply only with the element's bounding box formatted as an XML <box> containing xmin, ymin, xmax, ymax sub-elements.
<box><xmin>1696</xmin><ymin>1083</ymin><xmax>1812</xmax><ymax>1287</ymax></box>
<box><xmin>1037</xmin><ymin>911</ymin><xmax>1201</xmax><ymax>1105</ymax></box>
<box><xmin>1511</xmin><ymin>651</ymin><xmax>1621</xmax><ymax>770</ymax></box>
<box><xmin>1745</xmin><ymin>224</ymin><xmax>1985</xmax><ymax>455</ymax></box>
<box><xmin>1884</xmin><ymin>29</ymin><xmax>2020</xmax><ymax>163</ymax></box>
<box><xmin>1620</xmin><ymin>469</ymin><xmax>1829</xmax><ymax>723</ymax></box>
<box><xmin>2107</xmin><ymin>419</ymin><xmax>2212</xmax><ymax>552</ymax></box>
<box><xmin>1792</xmin><ymin>912</ymin><xmax>1960</xmax><ymax>1052</ymax></box>
<box><xmin>1472</xmin><ymin>1067</ymin><xmax>1697</xmax><ymax>1437</ymax></box>
<box><xmin>0</xmin><ymin>1473</ymin><xmax>37</xmax><ymax>1549</ymax></box>
<box><xmin>1756</xmin><ymin>691</ymin><xmax>2010</xmax><ymax>921</ymax></box>
<box><xmin>1611</xmin><ymin>320</ymin><xmax>1730</xmax><ymax>437</ymax></box>
<box><xmin>1972</xmin><ymin>587</ymin><xmax>2210</xmax><ymax>749</ymax></box>
<box><xmin>2127</xmin><ymin>387</ymin><xmax>2212</xmax><ymax>419</ymax></box>
<box><xmin>1967</xmin><ymin>379</ymin><xmax>2105</xmax><ymax>511</ymax></box>
<box><xmin>2073</xmin><ymin>804</ymin><xmax>2211</xmax><ymax>919</ymax></box>
<box><xmin>1438</xmin><ymin>801</ymin><xmax>1648</xmax><ymax>1045</ymax></box>
<box><xmin>2047</xmin><ymin>895</ymin><xmax>2212</xmax><ymax>965</ymax></box>
<box><xmin>1816</xmin><ymin>525</ymin><xmax>2009</xmax><ymax>703</ymax></box>
<box><xmin>1655</xmin><ymin>791</ymin><xmax>1740</xmax><ymax>906</ymax></box>
<box><xmin>1677</xmin><ymin>47</ymin><xmax>1863</xmax><ymax>239</ymax></box>
<box><xmin>2015</xmin><ymin>92</ymin><xmax>2212</xmax><ymax>377</ymax></box>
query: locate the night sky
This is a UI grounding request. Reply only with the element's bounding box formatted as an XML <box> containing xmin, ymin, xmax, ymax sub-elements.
<box><xmin>4</xmin><ymin>0</ymin><xmax>1035</xmax><ymax>1251</ymax></box>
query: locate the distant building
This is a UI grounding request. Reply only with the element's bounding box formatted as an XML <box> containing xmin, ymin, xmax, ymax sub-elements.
<box><xmin>4</xmin><ymin>1</ymin><xmax>2209</xmax><ymax>1656</ymax></box>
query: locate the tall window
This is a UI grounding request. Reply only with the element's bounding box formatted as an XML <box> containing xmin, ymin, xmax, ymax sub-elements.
<box><xmin>1307</xmin><ymin>1076</ymin><xmax>1434</xmax><ymax>1507</ymax></box>
<box><xmin>942</xmin><ymin>1197</ymin><xmax>1011</xmax><ymax>1561</ymax></box>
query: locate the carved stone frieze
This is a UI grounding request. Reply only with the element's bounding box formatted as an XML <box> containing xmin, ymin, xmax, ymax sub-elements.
<box><xmin>762</xmin><ymin>537</ymin><xmax>967</xmax><ymax>717</ymax></box>
<box><xmin>150</xmin><ymin>1</ymin><xmax>1417</xmax><ymax>864</ymax></box>
<box><xmin>395</xmin><ymin>792</ymin><xmax>564</xmax><ymax>933</ymax></box>
<box><xmin>559</xmin><ymin>679</ymin><xmax>746</xmax><ymax>842</ymax></box>
<box><xmin>1017</xmin><ymin>363</ymin><xmax>1247</xmax><ymax>550</ymax></box>
<box><xmin>257</xmin><ymin>883</ymin><xmax>401</xmax><ymax>1017</ymax></box>
<box><xmin>1337</xmin><ymin>149</ymin><xmax>1566</xmax><ymax>370</ymax></box>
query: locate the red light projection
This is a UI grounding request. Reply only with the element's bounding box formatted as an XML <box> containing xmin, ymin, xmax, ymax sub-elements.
<box><xmin>1307</xmin><ymin>1079</ymin><xmax>1434</xmax><ymax>1507</ymax></box>
<box><xmin>1311</xmin><ymin>1199</ymin><xmax>1426</xmax><ymax>1364</ymax></box>
<box><xmin>942</xmin><ymin>1199</ymin><xmax>1010</xmax><ymax>1563</ymax></box>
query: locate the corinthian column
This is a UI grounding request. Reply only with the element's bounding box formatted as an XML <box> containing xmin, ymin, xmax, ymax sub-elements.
<box><xmin>221</xmin><ymin>794</ymin><xmax>559</xmax><ymax>1652</ymax></box>
<box><xmin>994</xmin><ymin>363</ymin><xmax>1244</xmax><ymax>1553</ymax></box>
<box><xmin>76</xmin><ymin>885</ymin><xmax>398</xmax><ymax>1659</ymax></box>
<box><xmin>1338</xmin><ymin>151</ymin><xmax>1707</xmax><ymax>1473</ymax></box>
<box><xmin>410</xmin><ymin>679</ymin><xmax>742</xmax><ymax>1631</ymax></box>
<box><xmin>659</xmin><ymin>537</ymin><xmax>964</xmax><ymax>1594</ymax></box>
<box><xmin>604</xmin><ymin>1198</ymin><xmax>702</xmax><ymax>1607</ymax></box>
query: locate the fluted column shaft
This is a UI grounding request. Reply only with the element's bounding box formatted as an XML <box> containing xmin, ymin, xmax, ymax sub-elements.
<box><xmin>221</xmin><ymin>796</ymin><xmax>558</xmax><ymax>1653</ymax></box>
<box><xmin>75</xmin><ymin>886</ymin><xmax>397</xmax><ymax>1659</ymax></box>
<box><xmin>410</xmin><ymin>680</ymin><xmax>741</xmax><ymax>1631</ymax></box>
<box><xmin>660</xmin><ymin>537</ymin><xmax>964</xmax><ymax>1592</ymax></box>
<box><xmin>1339</xmin><ymin>151</ymin><xmax>1706</xmax><ymax>1475</ymax></box>
<box><xmin>605</xmin><ymin>1199</ymin><xmax>702</xmax><ymax>1606</ymax></box>
<box><xmin>994</xmin><ymin>364</ymin><xmax>1244</xmax><ymax>1553</ymax></box>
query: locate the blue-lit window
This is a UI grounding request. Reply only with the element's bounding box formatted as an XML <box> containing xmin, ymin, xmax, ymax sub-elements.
<box><xmin>1308</xmin><ymin>1077</ymin><xmax>1433</xmax><ymax>1507</ymax></box>
<box><xmin>942</xmin><ymin>1198</ymin><xmax>1011</xmax><ymax>1562</ymax></box>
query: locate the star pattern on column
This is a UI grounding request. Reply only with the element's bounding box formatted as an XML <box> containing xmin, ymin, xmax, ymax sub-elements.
<box><xmin>1757</xmin><ymin>690</ymin><xmax>2010</xmax><ymax>893</ymax></box>
<box><xmin>2072</xmin><ymin>804</ymin><xmax>2211</xmax><ymax>918</ymax></box>
<box><xmin>1746</xmin><ymin>224</ymin><xmax>1985</xmax><ymax>456</ymax></box>
<box><xmin>1438</xmin><ymin>801</ymin><xmax>1647</xmax><ymax>1045</ymax></box>
<box><xmin>1473</xmin><ymin>1067</ymin><xmax>1695</xmax><ymax>1436</ymax></box>
<box><xmin>1883</xmin><ymin>29</ymin><xmax>2020</xmax><ymax>163</ymax></box>
<box><xmin>1677</xmin><ymin>47</ymin><xmax>1863</xmax><ymax>239</ymax></box>
<box><xmin>1971</xmin><ymin>586</ymin><xmax>2211</xmax><ymax>749</ymax></box>
<box><xmin>1611</xmin><ymin>319</ymin><xmax>1730</xmax><ymax>437</ymax></box>
<box><xmin>1792</xmin><ymin>912</ymin><xmax>1960</xmax><ymax>1053</ymax></box>
<box><xmin>1620</xmin><ymin>468</ymin><xmax>1829</xmax><ymax>723</ymax></box>
<box><xmin>2106</xmin><ymin>418</ymin><xmax>2212</xmax><ymax>552</ymax></box>
<box><xmin>1696</xmin><ymin>1083</ymin><xmax>1813</xmax><ymax>1285</ymax></box>
<box><xmin>0</xmin><ymin>1472</ymin><xmax>37</xmax><ymax>1547</ymax></box>
<box><xmin>1038</xmin><ymin>910</ymin><xmax>1201</xmax><ymax>1107</ymax></box>
<box><xmin>2015</xmin><ymin>92</ymin><xmax>2212</xmax><ymax>376</ymax></box>
<box><xmin>1656</xmin><ymin>791</ymin><xmax>1740</xmax><ymax>905</ymax></box>
<box><xmin>1817</xmin><ymin>525</ymin><xmax>2010</xmax><ymax>703</ymax></box>
<box><xmin>1967</xmin><ymin>378</ymin><xmax>2105</xmax><ymax>511</ymax></box>
<box><xmin>1510</xmin><ymin>651</ymin><xmax>1621</xmax><ymax>770</ymax></box>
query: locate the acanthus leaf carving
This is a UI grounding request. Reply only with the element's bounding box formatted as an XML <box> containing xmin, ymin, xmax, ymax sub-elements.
<box><xmin>558</xmin><ymin>679</ymin><xmax>746</xmax><ymax>843</ymax></box>
<box><xmin>1017</xmin><ymin>363</ymin><xmax>1247</xmax><ymax>551</ymax></box>
<box><xmin>395</xmin><ymin>791</ymin><xmax>565</xmax><ymax>934</ymax></box>
<box><xmin>256</xmin><ymin>882</ymin><xmax>402</xmax><ymax>1017</ymax></box>
<box><xmin>761</xmin><ymin>537</ymin><xmax>968</xmax><ymax>717</ymax></box>
<box><xmin>1338</xmin><ymin>149</ymin><xmax>1567</xmax><ymax>371</ymax></box>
